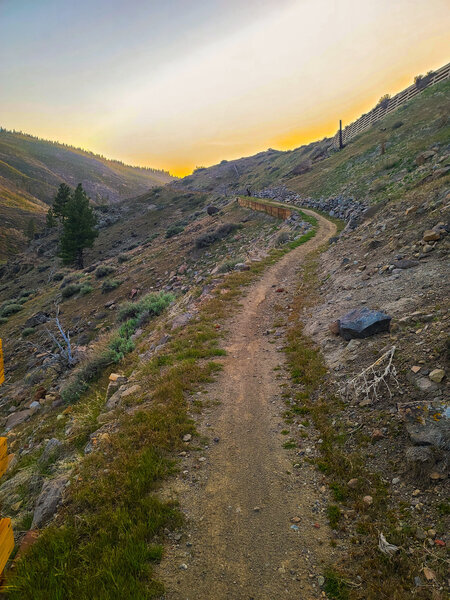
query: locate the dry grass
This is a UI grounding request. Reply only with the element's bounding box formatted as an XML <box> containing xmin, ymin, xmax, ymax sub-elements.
<box><xmin>282</xmin><ymin>250</ymin><xmax>443</xmax><ymax>600</ymax></box>
<box><xmin>8</xmin><ymin>223</ymin><xmax>317</xmax><ymax>598</ymax></box>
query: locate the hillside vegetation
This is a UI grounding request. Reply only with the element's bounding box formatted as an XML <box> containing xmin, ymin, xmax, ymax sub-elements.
<box><xmin>0</xmin><ymin>129</ymin><xmax>174</xmax><ymax>259</ymax></box>
<box><xmin>0</xmin><ymin>75</ymin><xmax>448</xmax><ymax>599</ymax></box>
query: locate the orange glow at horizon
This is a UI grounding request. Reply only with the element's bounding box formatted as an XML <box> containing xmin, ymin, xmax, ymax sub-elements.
<box><xmin>1</xmin><ymin>0</ymin><xmax>449</xmax><ymax>178</ymax></box>
<box><xmin>119</xmin><ymin>57</ymin><xmax>449</xmax><ymax>178</ymax></box>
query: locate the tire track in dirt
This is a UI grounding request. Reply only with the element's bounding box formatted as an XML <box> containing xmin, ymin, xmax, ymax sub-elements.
<box><xmin>159</xmin><ymin>211</ymin><xmax>338</xmax><ymax>600</ymax></box>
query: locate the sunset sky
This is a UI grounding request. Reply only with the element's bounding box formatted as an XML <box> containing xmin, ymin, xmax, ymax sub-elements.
<box><xmin>1</xmin><ymin>0</ymin><xmax>449</xmax><ymax>176</ymax></box>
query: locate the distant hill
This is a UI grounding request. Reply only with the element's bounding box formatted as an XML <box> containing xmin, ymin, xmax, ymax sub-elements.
<box><xmin>175</xmin><ymin>137</ymin><xmax>332</xmax><ymax>195</ymax></box>
<box><xmin>0</xmin><ymin>129</ymin><xmax>175</xmax><ymax>259</ymax></box>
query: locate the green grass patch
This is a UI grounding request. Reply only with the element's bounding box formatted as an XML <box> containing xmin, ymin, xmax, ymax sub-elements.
<box><xmin>327</xmin><ymin>504</ymin><xmax>341</xmax><ymax>528</ymax></box>
<box><xmin>323</xmin><ymin>569</ymin><xmax>349</xmax><ymax>600</ymax></box>
<box><xmin>9</xmin><ymin>206</ymin><xmax>320</xmax><ymax>598</ymax></box>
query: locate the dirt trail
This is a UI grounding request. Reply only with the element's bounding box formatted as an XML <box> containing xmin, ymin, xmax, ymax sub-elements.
<box><xmin>159</xmin><ymin>211</ymin><xmax>337</xmax><ymax>600</ymax></box>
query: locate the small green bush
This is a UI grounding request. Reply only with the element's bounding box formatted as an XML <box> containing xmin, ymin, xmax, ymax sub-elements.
<box><xmin>53</xmin><ymin>272</ymin><xmax>64</xmax><ymax>281</ymax></box>
<box><xmin>109</xmin><ymin>330</ymin><xmax>135</xmax><ymax>360</ymax></box>
<box><xmin>22</xmin><ymin>327</ymin><xmax>35</xmax><ymax>338</ymax></box>
<box><xmin>323</xmin><ymin>569</ymin><xmax>349</xmax><ymax>600</ymax></box>
<box><xmin>0</xmin><ymin>317</ymin><xmax>8</xmax><ymax>325</ymax></box>
<box><xmin>118</xmin><ymin>292</ymin><xmax>174</xmax><ymax>322</ymax></box>
<box><xmin>166</xmin><ymin>224</ymin><xmax>184</xmax><ymax>238</ymax></box>
<box><xmin>61</xmin><ymin>284</ymin><xmax>81</xmax><ymax>299</ymax></box>
<box><xmin>117</xmin><ymin>254</ymin><xmax>129</xmax><ymax>263</ymax></box>
<box><xmin>95</xmin><ymin>265</ymin><xmax>115</xmax><ymax>279</ymax></box>
<box><xmin>80</xmin><ymin>284</ymin><xmax>93</xmax><ymax>296</ymax></box>
<box><xmin>195</xmin><ymin>223</ymin><xmax>241</xmax><ymax>249</ymax></box>
<box><xmin>327</xmin><ymin>504</ymin><xmax>341</xmax><ymax>528</ymax></box>
<box><xmin>276</xmin><ymin>231</ymin><xmax>290</xmax><ymax>245</ymax></box>
<box><xmin>218</xmin><ymin>259</ymin><xmax>240</xmax><ymax>273</ymax></box>
<box><xmin>101</xmin><ymin>279</ymin><xmax>121</xmax><ymax>294</ymax></box>
<box><xmin>0</xmin><ymin>303</ymin><xmax>23</xmax><ymax>317</ymax></box>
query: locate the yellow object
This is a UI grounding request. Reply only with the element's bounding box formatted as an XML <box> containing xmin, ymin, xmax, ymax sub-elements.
<box><xmin>0</xmin><ymin>439</ymin><xmax>8</xmax><ymax>479</ymax></box>
<box><xmin>0</xmin><ymin>519</ymin><xmax>14</xmax><ymax>576</ymax></box>
<box><xmin>0</xmin><ymin>438</ymin><xmax>14</xmax><ymax>577</ymax></box>
<box><xmin>0</xmin><ymin>339</ymin><xmax>4</xmax><ymax>385</ymax></box>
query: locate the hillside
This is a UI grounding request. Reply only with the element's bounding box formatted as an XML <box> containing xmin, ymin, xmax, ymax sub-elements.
<box><xmin>0</xmin><ymin>129</ymin><xmax>174</xmax><ymax>259</ymax></box>
<box><xmin>175</xmin><ymin>136</ymin><xmax>332</xmax><ymax>195</ymax></box>
<box><xmin>178</xmin><ymin>80</ymin><xmax>449</xmax><ymax>201</ymax></box>
<box><xmin>0</xmin><ymin>77</ymin><xmax>448</xmax><ymax>599</ymax></box>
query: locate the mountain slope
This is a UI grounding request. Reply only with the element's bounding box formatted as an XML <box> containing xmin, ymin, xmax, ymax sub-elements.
<box><xmin>0</xmin><ymin>75</ymin><xmax>448</xmax><ymax>599</ymax></box>
<box><xmin>179</xmin><ymin>79</ymin><xmax>449</xmax><ymax>200</ymax></box>
<box><xmin>0</xmin><ymin>129</ymin><xmax>173</xmax><ymax>204</ymax></box>
<box><xmin>0</xmin><ymin>129</ymin><xmax>175</xmax><ymax>259</ymax></box>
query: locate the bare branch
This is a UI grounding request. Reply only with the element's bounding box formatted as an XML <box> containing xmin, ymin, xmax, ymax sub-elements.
<box><xmin>43</xmin><ymin>302</ymin><xmax>77</xmax><ymax>367</ymax></box>
<box><xmin>341</xmin><ymin>346</ymin><xmax>399</xmax><ymax>403</ymax></box>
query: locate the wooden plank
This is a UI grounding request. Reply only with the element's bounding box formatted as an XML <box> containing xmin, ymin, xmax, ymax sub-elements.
<box><xmin>0</xmin><ymin>519</ymin><xmax>14</xmax><ymax>574</ymax></box>
<box><xmin>0</xmin><ymin>439</ymin><xmax>6</xmax><ymax>461</ymax></box>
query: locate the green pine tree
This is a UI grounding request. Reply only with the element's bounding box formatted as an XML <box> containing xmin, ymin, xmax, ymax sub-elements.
<box><xmin>58</xmin><ymin>183</ymin><xmax>98</xmax><ymax>268</ymax></box>
<box><xmin>46</xmin><ymin>207</ymin><xmax>57</xmax><ymax>228</ymax></box>
<box><xmin>52</xmin><ymin>183</ymin><xmax>72</xmax><ymax>221</ymax></box>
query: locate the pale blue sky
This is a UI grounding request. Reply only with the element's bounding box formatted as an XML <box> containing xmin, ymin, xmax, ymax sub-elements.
<box><xmin>1</xmin><ymin>0</ymin><xmax>449</xmax><ymax>174</ymax></box>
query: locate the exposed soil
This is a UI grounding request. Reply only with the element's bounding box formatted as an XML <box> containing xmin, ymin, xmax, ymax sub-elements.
<box><xmin>158</xmin><ymin>212</ymin><xmax>337</xmax><ymax>599</ymax></box>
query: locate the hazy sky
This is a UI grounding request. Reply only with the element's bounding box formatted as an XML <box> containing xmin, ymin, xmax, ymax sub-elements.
<box><xmin>1</xmin><ymin>0</ymin><xmax>449</xmax><ymax>175</ymax></box>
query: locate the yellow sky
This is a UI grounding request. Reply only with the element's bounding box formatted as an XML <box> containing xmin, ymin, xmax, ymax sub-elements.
<box><xmin>1</xmin><ymin>0</ymin><xmax>449</xmax><ymax>176</ymax></box>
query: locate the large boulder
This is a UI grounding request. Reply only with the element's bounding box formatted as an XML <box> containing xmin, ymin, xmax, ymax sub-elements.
<box><xmin>32</xmin><ymin>476</ymin><xmax>68</xmax><ymax>528</ymax></box>
<box><xmin>171</xmin><ymin>312</ymin><xmax>194</xmax><ymax>330</ymax></box>
<box><xmin>406</xmin><ymin>419</ymin><xmax>450</xmax><ymax>450</ymax></box>
<box><xmin>25</xmin><ymin>312</ymin><xmax>50</xmax><ymax>328</ymax></box>
<box><xmin>338</xmin><ymin>308</ymin><xmax>391</xmax><ymax>340</ymax></box>
<box><xmin>5</xmin><ymin>409</ymin><xmax>34</xmax><ymax>430</ymax></box>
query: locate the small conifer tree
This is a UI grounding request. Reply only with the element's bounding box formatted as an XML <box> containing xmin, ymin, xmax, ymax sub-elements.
<box><xmin>52</xmin><ymin>183</ymin><xmax>72</xmax><ymax>221</ymax></box>
<box><xmin>58</xmin><ymin>184</ymin><xmax>98</xmax><ymax>268</ymax></box>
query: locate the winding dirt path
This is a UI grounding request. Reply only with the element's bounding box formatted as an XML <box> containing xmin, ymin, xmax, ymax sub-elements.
<box><xmin>159</xmin><ymin>211</ymin><xmax>337</xmax><ymax>599</ymax></box>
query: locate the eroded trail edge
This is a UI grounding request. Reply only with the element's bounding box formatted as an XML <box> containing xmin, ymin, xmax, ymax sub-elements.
<box><xmin>158</xmin><ymin>211</ymin><xmax>338</xmax><ymax>599</ymax></box>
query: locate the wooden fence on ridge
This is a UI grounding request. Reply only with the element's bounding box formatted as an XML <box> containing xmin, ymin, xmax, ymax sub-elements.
<box><xmin>333</xmin><ymin>61</ymin><xmax>450</xmax><ymax>149</ymax></box>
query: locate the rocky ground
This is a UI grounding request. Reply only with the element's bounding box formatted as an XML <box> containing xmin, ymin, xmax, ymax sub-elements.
<box><xmin>0</xmin><ymin>194</ymin><xmax>306</xmax><ymax>549</ymax></box>
<box><xmin>253</xmin><ymin>177</ymin><xmax>449</xmax><ymax>596</ymax></box>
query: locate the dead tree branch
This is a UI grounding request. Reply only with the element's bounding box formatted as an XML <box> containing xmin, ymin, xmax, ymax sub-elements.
<box><xmin>341</xmin><ymin>346</ymin><xmax>399</xmax><ymax>403</ymax></box>
<box><xmin>44</xmin><ymin>303</ymin><xmax>76</xmax><ymax>367</ymax></box>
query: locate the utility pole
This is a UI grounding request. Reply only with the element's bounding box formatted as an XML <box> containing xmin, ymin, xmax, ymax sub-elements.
<box><xmin>339</xmin><ymin>119</ymin><xmax>344</xmax><ymax>150</ymax></box>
